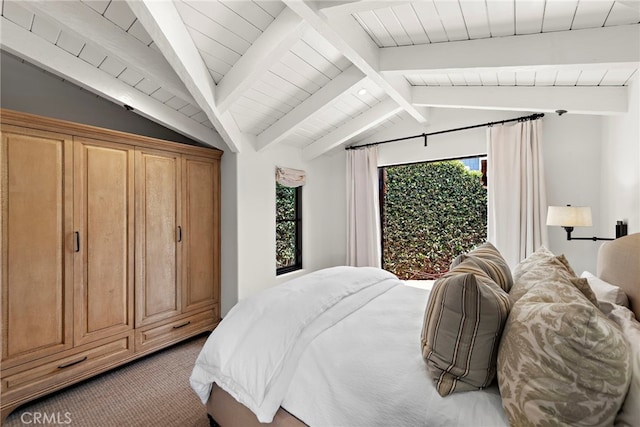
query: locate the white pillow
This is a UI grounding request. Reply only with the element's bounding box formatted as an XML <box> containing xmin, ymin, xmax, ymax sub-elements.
<box><xmin>600</xmin><ymin>302</ymin><xmax>640</xmax><ymax>427</ymax></box>
<box><xmin>581</xmin><ymin>271</ymin><xmax>629</xmax><ymax>307</ymax></box>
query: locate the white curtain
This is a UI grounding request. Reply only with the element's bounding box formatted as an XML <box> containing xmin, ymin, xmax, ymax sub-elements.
<box><xmin>276</xmin><ymin>166</ymin><xmax>306</xmax><ymax>188</ymax></box>
<box><xmin>487</xmin><ymin>119</ymin><xmax>548</xmax><ymax>268</ymax></box>
<box><xmin>347</xmin><ymin>146</ymin><xmax>381</xmax><ymax>268</ymax></box>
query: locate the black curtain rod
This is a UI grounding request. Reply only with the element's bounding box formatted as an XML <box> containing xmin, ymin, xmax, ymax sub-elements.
<box><xmin>345</xmin><ymin>112</ymin><xmax>545</xmax><ymax>150</ymax></box>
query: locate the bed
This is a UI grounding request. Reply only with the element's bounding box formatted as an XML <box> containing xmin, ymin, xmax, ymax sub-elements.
<box><xmin>191</xmin><ymin>233</ymin><xmax>640</xmax><ymax>427</ymax></box>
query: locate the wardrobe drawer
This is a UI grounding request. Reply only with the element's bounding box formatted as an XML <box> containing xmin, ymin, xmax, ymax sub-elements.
<box><xmin>135</xmin><ymin>308</ymin><xmax>218</xmax><ymax>354</ymax></box>
<box><xmin>1</xmin><ymin>333</ymin><xmax>134</xmax><ymax>400</ymax></box>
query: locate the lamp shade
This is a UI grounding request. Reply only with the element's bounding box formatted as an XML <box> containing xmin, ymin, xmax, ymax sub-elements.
<box><xmin>546</xmin><ymin>206</ymin><xmax>593</xmax><ymax>227</ymax></box>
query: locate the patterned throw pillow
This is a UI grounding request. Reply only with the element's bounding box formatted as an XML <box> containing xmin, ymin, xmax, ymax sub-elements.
<box><xmin>600</xmin><ymin>302</ymin><xmax>640</xmax><ymax>427</ymax></box>
<box><xmin>568</xmin><ymin>277</ymin><xmax>599</xmax><ymax>307</ymax></box>
<box><xmin>421</xmin><ymin>260</ymin><xmax>510</xmax><ymax>396</ymax></box>
<box><xmin>498</xmin><ymin>274</ymin><xmax>631</xmax><ymax>426</ymax></box>
<box><xmin>556</xmin><ymin>253</ymin><xmax>578</xmax><ymax>276</ymax></box>
<box><xmin>451</xmin><ymin>242</ymin><xmax>513</xmax><ymax>292</ymax></box>
<box><xmin>511</xmin><ymin>245</ymin><xmax>556</xmax><ymax>281</ymax></box>
<box><xmin>509</xmin><ymin>246</ymin><xmax>576</xmax><ymax>304</ymax></box>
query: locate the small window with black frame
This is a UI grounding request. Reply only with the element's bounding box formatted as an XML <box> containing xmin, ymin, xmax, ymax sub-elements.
<box><xmin>276</xmin><ymin>176</ymin><xmax>302</xmax><ymax>275</ymax></box>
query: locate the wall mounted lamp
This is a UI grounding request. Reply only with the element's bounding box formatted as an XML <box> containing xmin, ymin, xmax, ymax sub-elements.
<box><xmin>546</xmin><ymin>205</ymin><xmax>627</xmax><ymax>241</ymax></box>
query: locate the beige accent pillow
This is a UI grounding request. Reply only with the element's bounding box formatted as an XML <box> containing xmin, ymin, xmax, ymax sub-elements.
<box><xmin>421</xmin><ymin>260</ymin><xmax>510</xmax><ymax>396</ymax></box>
<box><xmin>509</xmin><ymin>247</ymin><xmax>577</xmax><ymax>304</ymax></box>
<box><xmin>498</xmin><ymin>274</ymin><xmax>631</xmax><ymax>426</ymax></box>
<box><xmin>600</xmin><ymin>302</ymin><xmax>640</xmax><ymax>427</ymax></box>
<box><xmin>450</xmin><ymin>242</ymin><xmax>513</xmax><ymax>292</ymax></box>
<box><xmin>511</xmin><ymin>245</ymin><xmax>555</xmax><ymax>281</ymax></box>
<box><xmin>555</xmin><ymin>253</ymin><xmax>577</xmax><ymax>276</ymax></box>
<box><xmin>568</xmin><ymin>277</ymin><xmax>599</xmax><ymax>307</ymax></box>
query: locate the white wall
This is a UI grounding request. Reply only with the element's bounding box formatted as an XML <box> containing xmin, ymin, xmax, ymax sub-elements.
<box><xmin>543</xmin><ymin>114</ymin><xmax>602</xmax><ymax>275</ymax></box>
<box><xmin>354</xmin><ymin>107</ymin><xmax>606</xmax><ymax>274</ymax></box>
<box><xmin>601</xmin><ymin>75</ymin><xmax>640</xmax><ymax>238</ymax></box>
<box><xmin>233</xmin><ymin>144</ymin><xmax>347</xmax><ymax>305</ymax></box>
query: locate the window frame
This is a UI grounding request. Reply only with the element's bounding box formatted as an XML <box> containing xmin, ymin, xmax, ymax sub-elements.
<box><xmin>276</xmin><ymin>184</ymin><xmax>302</xmax><ymax>275</ymax></box>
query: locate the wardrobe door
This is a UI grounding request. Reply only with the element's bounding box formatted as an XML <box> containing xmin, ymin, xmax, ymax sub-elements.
<box><xmin>1</xmin><ymin>125</ymin><xmax>74</xmax><ymax>367</ymax></box>
<box><xmin>181</xmin><ymin>155</ymin><xmax>220</xmax><ymax>314</ymax></box>
<box><xmin>135</xmin><ymin>149</ymin><xmax>182</xmax><ymax>327</ymax></box>
<box><xmin>73</xmin><ymin>138</ymin><xmax>135</xmax><ymax>346</ymax></box>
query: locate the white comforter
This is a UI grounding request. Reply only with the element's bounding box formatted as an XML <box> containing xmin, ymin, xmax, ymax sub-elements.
<box><xmin>190</xmin><ymin>266</ymin><xmax>400</xmax><ymax>422</ymax></box>
<box><xmin>190</xmin><ymin>266</ymin><xmax>508</xmax><ymax>426</ymax></box>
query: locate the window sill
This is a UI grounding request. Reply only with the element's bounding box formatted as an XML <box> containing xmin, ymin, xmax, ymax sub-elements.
<box><xmin>276</xmin><ymin>268</ymin><xmax>306</xmax><ymax>283</ymax></box>
<box><xmin>276</xmin><ymin>264</ymin><xmax>302</xmax><ymax>276</ymax></box>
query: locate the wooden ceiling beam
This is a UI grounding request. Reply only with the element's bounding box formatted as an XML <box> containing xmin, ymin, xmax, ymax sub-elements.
<box><xmin>21</xmin><ymin>0</ymin><xmax>196</xmax><ymax>106</ymax></box>
<box><xmin>284</xmin><ymin>0</ymin><xmax>428</xmax><ymax>124</ymax></box>
<box><xmin>303</xmin><ymin>98</ymin><xmax>402</xmax><ymax>160</ymax></box>
<box><xmin>256</xmin><ymin>65</ymin><xmax>367</xmax><ymax>151</ymax></box>
<box><xmin>127</xmin><ymin>0</ymin><xmax>251</xmax><ymax>153</ymax></box>
<box><xmin>216</xmin><ymin>8</ymin><xmax>308</xmax><ymax>112</ymax></box>
<box><xmin>0</xmin><ymin>17</ymin><xmax>225</xmax><ymax>149</ymax></box>
<box><xmin>315</xmin><ymin>1</ymin><xmax>411</xmax><ymax>14</ymax></box>
<box><xmin>380</xmin><ymin>25</ymin><xmax>640</xmax><ymax>74</ymax></box>
<box><xmin>412</xmin><ymin>86</ymin><xmax>628</xmax><ymax>115</ymax></box>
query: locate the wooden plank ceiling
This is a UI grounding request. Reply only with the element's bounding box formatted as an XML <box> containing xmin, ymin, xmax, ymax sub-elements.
<box><xmin>1</xmin><ymin>0</ymin><xmax>638</xmax><ymax>158</ymax></box>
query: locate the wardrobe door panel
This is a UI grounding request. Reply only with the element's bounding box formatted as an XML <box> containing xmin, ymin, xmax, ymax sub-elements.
<box><xmin>182</xmin><ymin>156</ymin><xmax>220</xmax><ymax>313</ymax></box>
<box><xmin>74</xmin><ymin>138</ymin><xmax>134</xmax><ymax>346</ymax></box>
<box><xmin>1</xmin><ymin>125</ymin><xmax>73</xmax><ymax>366</ymax></box>
<box><xmin>135</xmin><ymin>149</ymin><xmax>181</xmax><ymax>327</ymax></box>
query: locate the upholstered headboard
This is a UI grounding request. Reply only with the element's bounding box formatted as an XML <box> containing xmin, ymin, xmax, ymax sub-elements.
<box><xmin>597</xmin><ymin>233</ymin><xmax>640</xmax><ymax>319</ymax></box>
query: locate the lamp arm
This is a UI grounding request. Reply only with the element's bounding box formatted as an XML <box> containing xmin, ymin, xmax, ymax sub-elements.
<box><xmin>561</xmin><ymin>225</ymin><xmax>617</xmax><ymax>241</ymax></box>
<box><xmin>568</xmin><ymin>236</ymin><xmax>614</xmax><ymax>241</ymax></box>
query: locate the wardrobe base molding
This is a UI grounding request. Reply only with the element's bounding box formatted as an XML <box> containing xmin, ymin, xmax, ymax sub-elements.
<box><xmin>0</xmin><ymin>322</ymin><xmax>218</xmax><ymax>423</ymax></box>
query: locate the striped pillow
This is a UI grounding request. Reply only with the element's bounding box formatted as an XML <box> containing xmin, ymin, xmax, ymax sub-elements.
<box><xmin>421</xmin><ymin>260</ymin><xmax>511</xmax><ymax>396</ymax></box>
<box><xmin>451</xmin><ymin>242</ymin><xmax>513</xmax><ymax>292</ymax></box>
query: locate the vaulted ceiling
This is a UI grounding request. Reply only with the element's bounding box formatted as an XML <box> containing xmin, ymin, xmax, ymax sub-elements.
<box><xmin>1</xmin><ymin>0</ymin><xmax>638</xmax><ymax>158</ymax></box>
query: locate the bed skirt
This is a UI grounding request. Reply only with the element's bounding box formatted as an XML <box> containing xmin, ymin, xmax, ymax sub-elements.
<box><xmin>206</xmin><ymin>384</ymin><xmax>307</xmax><ymax>427</ymax></box>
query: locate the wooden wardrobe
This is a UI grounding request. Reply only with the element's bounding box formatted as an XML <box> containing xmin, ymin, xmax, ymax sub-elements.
<box><xmin>0</xmin><ymin>109</ymin><xmax>221</xmax><ymax>420</ymax></box>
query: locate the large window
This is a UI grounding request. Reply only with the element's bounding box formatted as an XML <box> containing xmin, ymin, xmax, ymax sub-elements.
<box><xmin>380</xmin><ymin>157</ymin><xmax>487</xmax><ymax>280</ymax></box>
<box><xmin>276</xmin><ymin>183</ymin><xmax>302</xmax><ymax>275</ymax></box>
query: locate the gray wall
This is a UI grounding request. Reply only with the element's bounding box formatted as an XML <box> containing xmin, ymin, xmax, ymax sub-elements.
<box><xmin>1</xmin><ymin>51</ymin><xmax>201</xmax><ymax>147</ymax></box>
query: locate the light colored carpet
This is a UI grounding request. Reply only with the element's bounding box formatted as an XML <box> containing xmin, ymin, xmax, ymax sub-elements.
<box><xmin>4</xmin><ymin>334</ymin><xmax>211</xmax><ymax>427</ymax></box>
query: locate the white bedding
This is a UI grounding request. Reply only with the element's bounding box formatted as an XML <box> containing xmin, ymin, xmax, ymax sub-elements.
<box><xmin>190</xmin><ymin>266</ymin><xmax>400</xmax><ymax>422</ymax></box>
<box><xmin>282</xmin><ymin>283</ymin><xmax>508</xmax><ymax>427</ymax></box>
<box><xmin>191</xmin><ymin>266</ymin><xmax>508</xmax><ymax>426</ymax></box>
